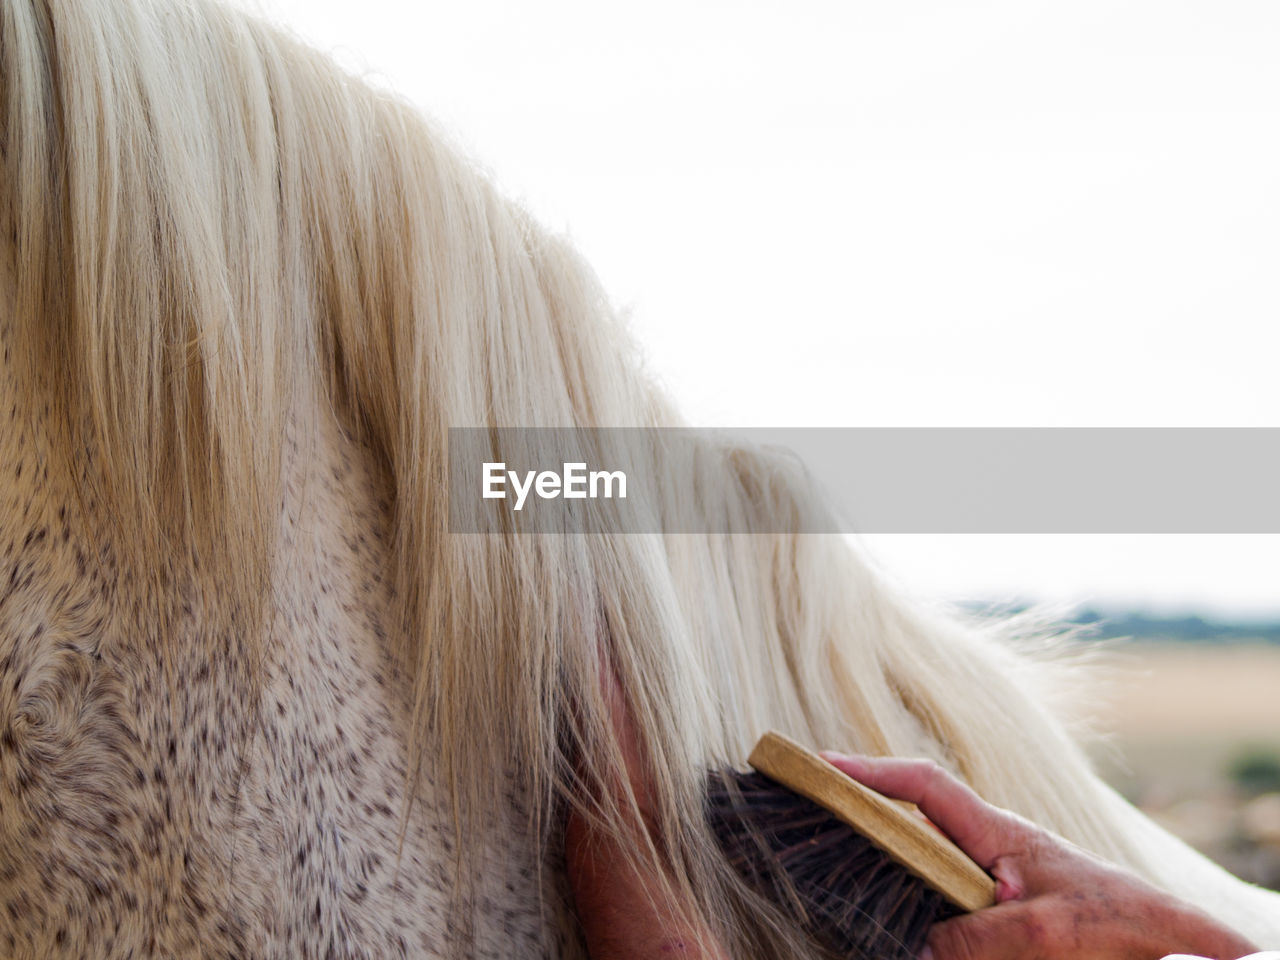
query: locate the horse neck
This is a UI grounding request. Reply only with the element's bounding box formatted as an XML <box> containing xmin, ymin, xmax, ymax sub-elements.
<box><xmin>0</xmin><ymin>321</ymin><xmax>569</xmax><ymax>955</ymax></box>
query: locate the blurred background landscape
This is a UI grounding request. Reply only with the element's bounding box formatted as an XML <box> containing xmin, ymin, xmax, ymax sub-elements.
<box><xmin>1009</xmin><ymin>608</ymin><xmax>1280</xmax><ymax>892</ymax></box>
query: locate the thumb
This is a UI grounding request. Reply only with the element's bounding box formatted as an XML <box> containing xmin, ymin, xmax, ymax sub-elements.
<box><xmin>924</xmin><ymin>901</ymin><xmax>1049</xmax><ymax>960</ymax></box>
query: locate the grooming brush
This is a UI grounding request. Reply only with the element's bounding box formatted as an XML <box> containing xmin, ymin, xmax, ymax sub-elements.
<box><xmin>708</xmin><ymin>731</ymin><xmax>997</xmax><ymax>960</ymax></box>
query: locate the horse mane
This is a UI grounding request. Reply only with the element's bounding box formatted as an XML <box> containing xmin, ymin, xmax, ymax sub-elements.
<box><xmin>3</xmin><ymin>0</ymin><xmax>1276</xmax><ymax>954</ymax></box>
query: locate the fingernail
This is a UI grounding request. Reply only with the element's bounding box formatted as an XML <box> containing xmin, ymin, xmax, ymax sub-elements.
<box><xmin>994</xmin><ymin>877</ymin><xmax>1024</xmax><ymax>903</ymax></box>
<box><xmin>919</xmin><ymin>947</ymin><xmax>934</xmax><ymax>960</ymax></box>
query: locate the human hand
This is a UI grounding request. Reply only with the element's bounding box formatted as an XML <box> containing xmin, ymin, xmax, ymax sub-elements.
<box><xmin>820</xmin><ymin>752</ymin><xmax>1260</xmax><ymax>960</ymax></box>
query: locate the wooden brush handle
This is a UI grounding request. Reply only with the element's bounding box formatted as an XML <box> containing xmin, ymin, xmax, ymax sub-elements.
<box><xmin>748</xmin><ymin>731</ymin><xmax>998</xmax><ymax>913</ymax></box>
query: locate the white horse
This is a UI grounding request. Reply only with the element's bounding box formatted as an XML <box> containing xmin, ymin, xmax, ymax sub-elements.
<box><xmin>0</xmin><ymin>0</ymin><xmax>1275</xmax><ymax>956</ymax></box>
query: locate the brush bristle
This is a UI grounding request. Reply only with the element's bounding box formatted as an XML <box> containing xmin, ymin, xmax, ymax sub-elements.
<box><xmin>707</xmin><ymin>768</ymin><xmax>961</xmax><ymax>960</ymax></box>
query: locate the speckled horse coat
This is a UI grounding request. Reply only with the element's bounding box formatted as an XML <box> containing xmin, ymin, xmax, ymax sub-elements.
<box><xmin>0</xmin><ymin>350</ymin><xmax>567</xmax><ymax>956</ymax></box>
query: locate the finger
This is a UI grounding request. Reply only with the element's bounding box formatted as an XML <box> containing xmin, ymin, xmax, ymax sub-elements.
<box><xmin>819</xmin><ymin>753</ymin><xmax>1032</xmax><ymax>869</ymax></box>
<box><xmin>924</xmin><ymin>901</ymin><xmax>1050</xmax><ymax>960</ymax></box>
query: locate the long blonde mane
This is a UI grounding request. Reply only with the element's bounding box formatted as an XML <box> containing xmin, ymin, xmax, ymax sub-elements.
<box><xmin>2</xmin><ymin>0</ymin><xmax>1276</xmax><ymax>955</ymax></box>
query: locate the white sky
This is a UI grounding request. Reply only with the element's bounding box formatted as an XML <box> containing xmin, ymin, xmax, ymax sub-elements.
<box><xmin>246</xmin><ymin>0</ymin><xmax>1280</xmax><ymax>617</ymax></box>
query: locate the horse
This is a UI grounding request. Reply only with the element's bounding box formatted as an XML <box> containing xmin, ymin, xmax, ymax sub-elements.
<box><xmin>0</xmin><ymin>0</ymin><xmax>1276</xmax><ymax>956</ymax></box>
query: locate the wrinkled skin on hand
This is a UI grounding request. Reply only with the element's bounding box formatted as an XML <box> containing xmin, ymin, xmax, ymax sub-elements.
<box><xmin>820</xmin><ymin>753</ymin><xmax>1261</xmax><ymax>960</ymax></box>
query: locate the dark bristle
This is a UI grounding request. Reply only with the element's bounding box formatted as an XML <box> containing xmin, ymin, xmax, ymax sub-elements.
<box><xmin>707</xmin><ymin>768</ymin><xmax>961</xmax><ymax>960</ymax></box>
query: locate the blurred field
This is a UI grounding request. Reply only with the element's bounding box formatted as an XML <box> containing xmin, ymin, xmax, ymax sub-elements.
<box><xmin>1087</xmin><ymin>642</ymin><xmax>1280</xmax><ymax>891</ymax></box>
